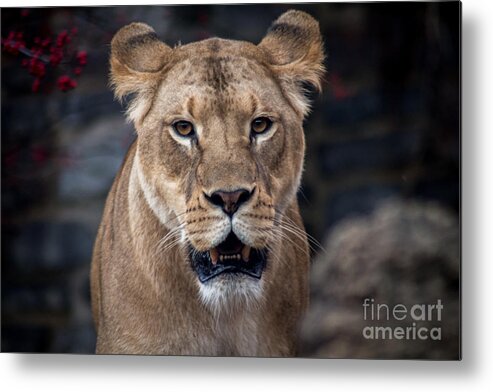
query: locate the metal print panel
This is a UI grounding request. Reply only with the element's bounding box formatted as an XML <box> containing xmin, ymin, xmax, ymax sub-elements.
<box><xmin>1</xmin><ymin>2</ymin><xmax>461</xmax><ymax>359</ymax></box>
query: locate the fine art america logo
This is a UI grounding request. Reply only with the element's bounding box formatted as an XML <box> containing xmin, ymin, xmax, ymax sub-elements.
<box><xmin>362</xmin><ymin>298</ymin><xmax>443</xmax><ymax>341</ymax></box>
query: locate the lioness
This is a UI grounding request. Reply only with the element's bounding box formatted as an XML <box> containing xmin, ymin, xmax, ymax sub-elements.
<box><xmin>91</xmin><ymin>10</ymin><xmax>324</xmax><ymax>356</ymax></box>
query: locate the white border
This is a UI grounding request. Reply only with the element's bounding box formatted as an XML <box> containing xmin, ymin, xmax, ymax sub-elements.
<box><xmin>2</xmin><ymin>0</ymin><xmax>493</xmax><ymax>390</ymax></box>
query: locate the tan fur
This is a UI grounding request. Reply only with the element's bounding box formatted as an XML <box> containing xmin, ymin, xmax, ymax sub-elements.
<box><xmin>91</xmin><ymin>10</ymin><xmax>325</xmax><ymax>356</ymax></box>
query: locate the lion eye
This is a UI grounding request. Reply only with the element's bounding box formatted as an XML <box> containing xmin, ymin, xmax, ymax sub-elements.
<box><xmin>251</xmin><ymin>117</ymin><xmax>273</xmax><ymax>135</ymax></box>
<box><xmin>173</xmin><ymin>120</ymin><xmax>195</xmax><ymax>137</ymax></box>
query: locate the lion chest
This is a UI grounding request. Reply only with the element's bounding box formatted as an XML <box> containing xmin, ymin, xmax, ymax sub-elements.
<box><xmin>207</xmin><ymin>312</ymin><xmax>260</xmax><ymax>357</ymax></box>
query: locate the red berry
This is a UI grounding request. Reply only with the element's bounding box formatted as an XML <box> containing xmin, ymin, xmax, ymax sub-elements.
<box><xmin>49</xmin><ymin>50</ymin><xmax>63</xmax><ymax>66</ymax></box>
<box><xmin>76</xmin><ymin>50</ymin><xmax>87</xmax><ymax>66</ymax></box>
<box><xmin>41</xmin><ymin>38</ymin><xmax>51</xmax><ymax>48</ymax></box>
<box><xmin>56</xmin><ymin>30</ymin><xmax>70</xmax><ymax>47</ymax></box>
<box><xmin>57</xmin><ymin>75</ymin><xmax>77</xmax><ymax>92</ymax></box>
<box><xmin>28</xmin><ymin>59</ymin><xmax>46</xmax><ymax>78</ymax></box>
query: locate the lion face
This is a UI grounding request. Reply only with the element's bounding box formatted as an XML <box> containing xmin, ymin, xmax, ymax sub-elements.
<box><xmin>110</xmin><ymin>11</ymin><xmax>324</xmax><ymax>303</ymax></box>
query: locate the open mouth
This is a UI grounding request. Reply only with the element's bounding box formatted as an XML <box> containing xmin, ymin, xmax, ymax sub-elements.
<box><xmin>189</xmin><ymin>232</ymin><xmax>267</xmax><ymax>283</ymax></box>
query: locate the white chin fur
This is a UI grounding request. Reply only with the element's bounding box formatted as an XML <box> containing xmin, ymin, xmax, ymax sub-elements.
<box><xmin>198</xmin><ymin>275</ymin><xmax>263</xmax><ymax>314</ymax></box>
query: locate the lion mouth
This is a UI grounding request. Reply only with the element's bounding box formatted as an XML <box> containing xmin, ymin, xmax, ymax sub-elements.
<box><xmin>189</xmin><ymin>232</ymin><xmax>267</xmax><ymax>283</ymax></box>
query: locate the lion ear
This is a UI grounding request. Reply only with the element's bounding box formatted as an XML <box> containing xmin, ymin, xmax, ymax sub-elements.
<box><xmin>259</xmin><ymin>10</ymin><xmax>325</xmax><ymax>116</ymax></box>
<box><xmin>110</xmin><ymin>23</ymin><xmax>172</xmax><ymax>125</ymax></box>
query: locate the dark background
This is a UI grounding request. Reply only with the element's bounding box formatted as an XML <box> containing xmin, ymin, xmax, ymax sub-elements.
<box><xmin>1</xmin><ymin>2</ymin><xmax>460</xmax><ymax>357</ymax></box>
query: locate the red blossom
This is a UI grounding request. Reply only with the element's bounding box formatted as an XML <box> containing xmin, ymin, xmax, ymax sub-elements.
<box><xmin>56</xmin><ymin>30</ymin><xmax>70</xmax><ymax>47</ymax></box>
<box><xmin>28</xmin><ymin>59</ymin><xmax>46</xmax><ymax>78</ymax></box>
<box><xmin>2</xmin><ymin>30</ymin><xmax>26</xmax><ymax>55</ymax></box>
<box><xmin>76</xmin><ymin>50</ymin><xmax>87</xmax><ymax>66</ymax></box>
<box><xmin>29</xmin><ymin>47</ymin><xmax>43</xmax><ymax>58</ymax></box>
<box><xmin>57</xmin><ymin>75</ymin><xmax>77</xmax><ymax>92</ymax></box>
<box><xmin>41</xmin><ymin>37</ymin><xmax>51</xmax><ymax>48</ymax></box>
<box><xmin>49</xmin><ymin>48</ymin><xmax>63</xmax><ymax>66</ymax></box>
<box><xmin>3</xmin><ymin>20</ymin><xmax>84</xmax><ymax>93</ymax></box>
<box><xmin>16</xmin><ymin>41</ymin><xmax>25</xmax><ymax>51</ymax></box>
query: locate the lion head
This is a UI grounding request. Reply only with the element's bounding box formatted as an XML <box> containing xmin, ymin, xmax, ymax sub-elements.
<box><xmin>110</xmin><ymin>10</ymin><xmax>324</xmax><ymax>306</ymax></box>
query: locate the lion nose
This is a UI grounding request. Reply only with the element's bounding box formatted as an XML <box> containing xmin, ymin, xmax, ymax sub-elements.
<box><xmin>205</xmin><ymin>188</ymin><xmax>254</xmax><ymax>216</ymax></box>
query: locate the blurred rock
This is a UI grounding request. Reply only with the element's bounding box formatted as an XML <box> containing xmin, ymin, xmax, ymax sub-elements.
<box><xmin>300</xmin><ymin>199</ymin><xmax>460</xmax><ymax>359</ymax></box>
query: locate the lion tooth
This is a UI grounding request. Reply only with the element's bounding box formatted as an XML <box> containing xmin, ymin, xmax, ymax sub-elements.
<box><xmin>241</xmin><ymin>246</ymin><xmax>251</xmax><ymax>262</ymax></box>
<box><xmin>220</xmin><ymin>255</ymin><xmax>224</xmax><ymax>262</ymax></box>
<box><xmin>210</xmin><ymin>248</ymin><xmax>219</xmax><ymax>265</ymax></box>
